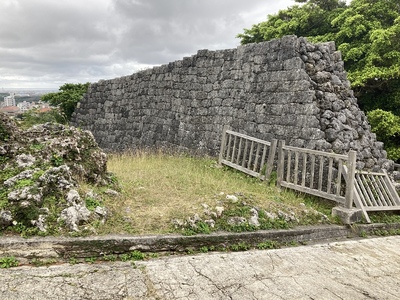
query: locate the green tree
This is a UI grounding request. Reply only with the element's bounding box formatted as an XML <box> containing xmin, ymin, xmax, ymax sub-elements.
<box><xmin>238</xmin><ymin>0</ymin><xmax>400</xmax><ymax>161</ymax></box>
<box><xmin>237</xmin><ymin>0</ymin><xmax>346</xmax><ymax>44</ymax></box>
<box><xmin>331</xmin><ymin>1</ymin><xmax>400</xmax><ymax>92</ymax></box>
<box><xmin>367</xmin><ymin>109</ymin><xmax>400</xmax><ymax>162</ymax></box>
<box><xmin>41</xmin><ymin>83</ymin><xmax>90</xmax><ymax>121</ymax></box>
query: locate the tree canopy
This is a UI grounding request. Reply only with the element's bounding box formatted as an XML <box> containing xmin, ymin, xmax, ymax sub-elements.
<box><xmin>238</xmin><ymin>0</ymin><xmax>400</xmax><ymax>102</ymax></box>
<box><xmin>238</xmin><ymin>0</ymin><xmax>400</xmax><ymax>161</ymax></box>
<box><xmin>367</xmin><ymin>109</ymin><xmax>400</xmax><ymax>161</ymax></box>
<box><xmin>41</xmin><ymin>82</ymin><xmax>90</xmax><ymax>121</ymax></box>
<box><xmin>238</xmin><ymin>0</ymin><xmax>346</xmax><ymax>44</ymax></box>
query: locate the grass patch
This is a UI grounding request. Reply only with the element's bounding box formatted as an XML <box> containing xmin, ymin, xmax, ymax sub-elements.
<box><xmin>368</xmin><ymin>212</ymin><xmax>400</xmax><ymax>224</ymax></box>
<box><xmin>95</xmin><ymin>151</ymin><xmax>337</xmax><ymax>235</ymax></box>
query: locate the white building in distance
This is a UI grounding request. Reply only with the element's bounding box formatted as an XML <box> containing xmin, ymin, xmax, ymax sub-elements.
<box><xmin>2</xmin><ymin>93</ymin><xmax>16</xmax><ymax>107</ymax></box>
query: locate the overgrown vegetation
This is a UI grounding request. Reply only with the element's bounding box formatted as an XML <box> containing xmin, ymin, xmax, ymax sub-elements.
<box><xmin>367</xmin><ymin>109</ymin><xmax>400</xmax><ymax>162</ymax></box>
<box><xmin>0</xmin><ymin>122</ymin><xmax>9</xmax><ymax>142</ymax></box>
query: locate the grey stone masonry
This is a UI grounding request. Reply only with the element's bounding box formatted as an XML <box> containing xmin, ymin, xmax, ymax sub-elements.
<box><xmin>71</xmin><ymin>35</ymin><xmax>393</xmax><ymax>171</ymax></box>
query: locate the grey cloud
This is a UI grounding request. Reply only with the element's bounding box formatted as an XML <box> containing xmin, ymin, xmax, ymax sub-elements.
<box><xmin>0</xmin><ymin>0</ymin><xmax>294</xmax><ymax>88</ymax></box>
<box><xmin>112</xmin><ymin>0</ymin><xmax>267</xmax><ymax>64</ymax></box>
<box><xmin>1</xmin><ymin>2</ymin><xmax>109</xmax><ymax>48</ymax></box>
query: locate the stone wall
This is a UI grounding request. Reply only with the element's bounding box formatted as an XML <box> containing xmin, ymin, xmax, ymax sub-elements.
<box><xmin>71</xmin><ymin>35</ymin><xmax>391</xmax><ymax>171</ymax></box>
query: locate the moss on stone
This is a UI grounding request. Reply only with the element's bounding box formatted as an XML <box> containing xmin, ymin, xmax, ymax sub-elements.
<box><xmin>0</xmin><ymin>113</ymin><xmax>118</xmax><ymax>235</ymax></box>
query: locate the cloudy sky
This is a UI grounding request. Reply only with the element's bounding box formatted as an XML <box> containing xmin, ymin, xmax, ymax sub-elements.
<box><xmin>0</xmin><ymin>0</ymin><xmax>295</xmax><ymax>89</ymax></box>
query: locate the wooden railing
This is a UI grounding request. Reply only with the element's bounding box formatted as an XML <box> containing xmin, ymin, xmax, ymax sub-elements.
<box><xmin>218</xmin><ymin>127</ymin><xmax>277</xmax><ymax>181</ymax></box>
<box><xmin>276</xmin><ymin>140</ymin><xmax>357</xmax><ymax>208</ymax></box>
<box><xmin>342</xmin><ymin>166</ymin><xmax>400</xmax><ymax>223</ymax></box>
<box><xmin>219</xmin><ymin>128</ymin><xmax>400</xmax><ymax>222</ymax></box>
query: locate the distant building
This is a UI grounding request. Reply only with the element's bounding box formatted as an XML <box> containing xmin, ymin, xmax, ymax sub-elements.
<box><xmin>17</xmin><ymin>101</ymin><xmax>32</xmax><ymax>112</ymax></box>
<box><xmin>2</xmin><ymin>93</ymin><xmax>16</xmax><ymax>107</ymax></box>
<box><xmin>30</xmin><ymin>101</ymin><xmax>50</xmax><ymax>110</ymax></box>
<box><xmin>0</xmin><ymin>106</ymin><xmax>20</xmax><ymax>116</ymax></box>
<box><xmin>1</xmin><ymin>93</ymin><xmax>51</xmax><ymax>116</ymax></box>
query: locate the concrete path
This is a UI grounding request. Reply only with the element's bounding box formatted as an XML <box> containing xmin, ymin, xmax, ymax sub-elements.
<box><xmin>1</xmin><ymin>236</ymin><xmax>399</xmax><ymax>300</ymax></box>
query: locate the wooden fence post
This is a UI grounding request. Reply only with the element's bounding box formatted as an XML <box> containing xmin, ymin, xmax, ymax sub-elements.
<box><xmin>276</xmin><ymin>140</ymin><xmax>285</xmax><ymax>188</ymax></box>
<box><xmin>265</xmin><ymin>139</ymin><xmax>278</xmax><ymax>182</ymax></box>
<box><xmin>344</xmin><ymin>150</ymin><xmax>357</xmax><ymax>209</ymax></box>
<box><xmin>218</xmin><ymin>125</ymin><xmax>229</xmax><ymax>165</ymax></box>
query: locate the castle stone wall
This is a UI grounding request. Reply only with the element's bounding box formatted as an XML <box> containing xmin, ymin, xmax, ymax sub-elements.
<box><xmin>71</xmin><ymin>35</ymin><xmax>391</xmax><ymax>171</ymax></box>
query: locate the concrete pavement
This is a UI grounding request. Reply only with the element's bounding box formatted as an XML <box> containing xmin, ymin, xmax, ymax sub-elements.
<box><xmin>1</xmin><ymin>235</ymin><xmax>399</xmax><ymax>299</ymax></box>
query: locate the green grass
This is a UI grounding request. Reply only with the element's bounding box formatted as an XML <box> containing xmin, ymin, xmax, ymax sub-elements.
<box><xmin>10</xmin><ymin>149</ymin><xmax>389</xmax><ymax>238</ymax></box>
<box><xmin>95</xmin><ymin>151</ymin><xmax>337</xmax><ymax>235</ymax></box>
<box><xmin>368</xmin><ymin>212</ymin><xmax>400</xmax><ymax>224</ymax></box>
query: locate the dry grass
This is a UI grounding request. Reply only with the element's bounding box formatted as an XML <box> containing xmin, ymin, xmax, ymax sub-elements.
<box><xmin>97</xmin><ymin>151</ymin><xmax>334</xmax><ymax>235</ymax></box>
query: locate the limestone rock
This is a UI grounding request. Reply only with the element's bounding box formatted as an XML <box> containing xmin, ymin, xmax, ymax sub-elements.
<box><xmin>66</xmin><ymin>189</ymin><xmax>81</xmax><ymax>205</ymax></box>
<box><xmin>227</xmin><ymin>217</ymin><xmax>247</xmax><ymax>226</ymax></box>
<box><xmin>94</xmin><ymin>206</ymin><xmax>108</xmax><ymax>221</ymax></box>
<box><xmin>248</xmin><ymin>208</ymin><xmax>260</xmax><ymax>227</ymax></box>
<box><xmin>59</xmin><ymin>204</ymin><xmax>91</xmax><ymax>232</ymax></box>
<box><xmin>0</xmin><ymin>113</ymin><xmax>117</xmax><ymax>234</ymax></box>
<box><xmin>226</xmin><ymin>194</ymin><xmax>238</xmax><ymax>203</ymax></box>
<box><xmin>15</xmin><ymin>154</ymin><xmax>36</xmax><ymax>168</ymax></box>
<box><xmin>0</xmin><ymin>210</ymin><xmax>13</xmax><ymax>228</ymax></box>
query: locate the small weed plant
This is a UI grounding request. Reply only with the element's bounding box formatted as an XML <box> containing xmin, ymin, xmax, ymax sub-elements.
<box><xmin>69</xmin><ymin>257</ymin><xmax>79</xmax><ymax>265</ymax></box>
<box><xmin>229</xmin><ymin>242</ymin><xmax>251</xmax><ymax>252</ymax></box>
<box><xmin>119</xmin><ymin>250</ymin><xmax>146</xmax><ymax>262</ymax></box>
<box><xmin>199</xmin><ymin>246</ymin><xmax>209</xmax><ymax>253</ymax></box>
<box><xmin>30</xmin><ymin>258</ymin><xmax>58</xmax><ymax>267</ymax></box>
<box><xmin>182</xmin><ymin>221</ymin><xmax>212</xmax><ymax>236</ymax></box>
<box><xmin>0</xmin><ymin>256</ymin><xmax>19</xmax><ymax>268</ymax></box>
<box><xmin>85</xmin><ymin>197</ymin><xmax>102</xmax><ymax>211</ymax></box>
<box><xmin>130</xmin><ymin>250</ymin><xmax>145</xmax><ymax>261</ymax></box>
<box><xmin>257</xmin><ymin>240</ymin><xmax>281</xmax><ymax>250</ymax></box>
<box><xmin>84</xmin><ymin>257</ymin><xmax>97</xmax><ymax>264</ymax></box>
<box><xmin>102</xmin><ymin>254</ymin><xmax>118</xmax><ymax>262</ymax></box>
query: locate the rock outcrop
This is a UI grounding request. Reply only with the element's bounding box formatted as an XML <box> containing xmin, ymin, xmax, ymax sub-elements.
<box><xmin>0</xmin><ymin>113</ymin><xmax>116</xmax><ymax>233</ymax></box>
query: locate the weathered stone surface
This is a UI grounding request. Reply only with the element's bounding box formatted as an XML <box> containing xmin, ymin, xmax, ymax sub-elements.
<box><xmin>1</xmin><ymin>224</ymin><xmax>400</xmax><ymax>262</ymax></box>
<box><xmin>1</xmin><ymin>233</ymin><xmax>400</xmax><ymax>300</ymax></box>
<box><xmin>59</xmin><ymin>204</ymin><xmax>91</xmax><ymax>232</ymax></box>
<box><xmin>72</xmin><ymin>36</ymin><xmax>392</xmax><ymax>172</ymax></box>
<box><xmin>332</xmin><ymin>207</ymin><xmax>363</xmax><ymax>224</ymax></box>
<box><xmin>0</xmin><ymin>210</ymin><xmax>12</xmax><ymax>227</ymax></box>
<box><xmin>0</xmin><ymin>114</ymin><xmax>114</xmax><ymax>233</ymax></box>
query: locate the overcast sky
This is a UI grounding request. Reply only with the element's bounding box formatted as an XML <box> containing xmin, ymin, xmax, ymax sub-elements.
<box><xmin>0</xmin><ymin>0</ymin><xmax>295</xmax><ymax>89</ymax></box>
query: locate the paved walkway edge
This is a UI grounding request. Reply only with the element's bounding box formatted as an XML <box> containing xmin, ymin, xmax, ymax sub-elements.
<box><xmin>1</xmin><ymin>223</ymin><xmax>399</xmax><ymax>261</ymax></box>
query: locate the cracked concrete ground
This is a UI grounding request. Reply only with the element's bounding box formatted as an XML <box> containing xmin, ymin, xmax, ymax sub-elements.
<box><xmin>1</xmin><ymin>236</ymin><xmax>399</xmax><ymax>300</ymax></box>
